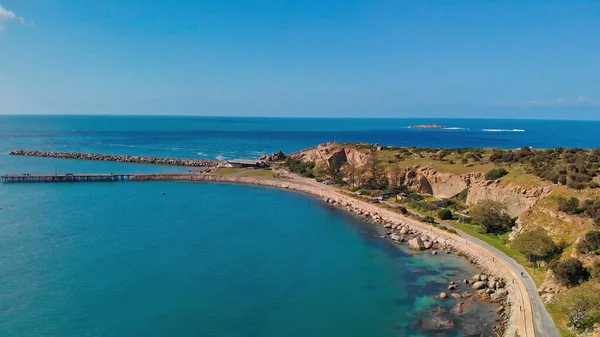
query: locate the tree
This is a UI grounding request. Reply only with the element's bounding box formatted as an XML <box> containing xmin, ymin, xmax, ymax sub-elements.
<box><xmin>365</xmin><ymin>152</ymin><xmax>387</xmax><ymax>189</ymax></box>
<box><xmin>511</xmin><ymin>229</ymin><xmax>558</xmax><ymax>262</ymax></box>
<box><xmin>485</xmin><ymin>168</ymin><xmax>509</xmax><ymax>180</ymax></box>
<box><xmin>470</xmin><ymin>200</ymin><xmax>514</xmax><ymax>233</ymax></box>
<box><xmin>389</xmin><ymin>163</ymin><xmax>402</xmax><ymax>188</ymax></box>
<box><xmin>344</xmin><ymin>151</ymin><xmax>358</xmax><ymax>187</ymax></box>
<box><xmin>437</xmin><ymin>208</ymin><xmax>453</xmax><ymax>220</ymax></box>
<box><xmin>555</xmin><ymin>282</ymin><xmax>600</xmax><ymax>330</ymax></box>
<box><xmin>551</xmin><ymin>258</ymin><xmax>590</xmax><ymax>287</ymax></box>
<box><xmin>577</xmin><ymin>230</ymin><xmax>600</xmax><ymax>255</ymax></box>
<box><xmin>558</xmin><ymin>197</ymin><xmax>581</xmax><ymax>214</ymax></box>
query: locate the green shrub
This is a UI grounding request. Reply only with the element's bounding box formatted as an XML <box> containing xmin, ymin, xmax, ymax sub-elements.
<box><xmin>577</xmin><ymin>230</ymin><xmax>600</xmax><ymax>255</ymax></box>
<box><xmin>511</xmin><ymin>229</ymin><xmax>558</xmax><ymax>262</ymax></box>
<box><xmin>437</xmin><ymin>208</ymin><xmax>453</xmax><ymax>220</ymax></box>
<box><xmin>558</xmin><ymin>197</ymin><xmax>582</xmax><ymax>214</ymax></box>
<box><xmin>284</xmin><ymin>158</ymin><xmax>315</xmax><ymax>177</ymax></box>
<box><xmin>551</xmin><ymin>258</ymin><xmax>590</xmax><ymax>287</ymax></box>
<box><xmin>485</xmin><ymin>168</ymin><xmax>509</xmax><ymax>180</ymax></box>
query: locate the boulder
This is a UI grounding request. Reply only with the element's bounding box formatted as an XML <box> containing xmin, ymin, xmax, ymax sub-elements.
<box><xmin>486</xmin><ymin>288</ymin><xmax>495</xmax><ymax>295</ymax></box>
<box><xmin>463</xmin><ymin>279</ymin><xmax>469</xmax><ymax>284</ymax></box>
<box><xmin>462</xmin><ymin>291</ymin><xmax>473</xmax><ymax>298</ymax></box>
<box><xmin>408</xmin><ymin>237</ymin><xmax>426</xmax><ymax>251</ymax></box>
<box><xmin>496</xmin><ymin>281</ymin><xmax>505</xmax><ymax>289</ymax></box>
<box><xmin>488</xmin><ymin>281</ymin><xmax>497</xmax><ymax>289</ymax></box>
<box><xmin>448</xmin><ymin>284</ymin><xmax>457</xmax><ymax>291</ymax></box>
<box><xmin>495</xmin><ymin>288</ymin><xmax>508</xmax><ymax>296</ymax></box>
<box><xmin>451</xmin><ymin>293</ymin><xmax>462</xmax><ymax>300</ymax></box>
<box><xmin>491</xmin><ymin>290</ymin><xmax>507</xmax><ymax>302</ymax></box>
<box><xmin>480</xmin><ymin>274</ymin><xmax>488</xmax><ymax>281</ymax></box>
<box><xmin>432</xmin><ymin>251</ymin><xmax>437</xmax><ymax>255</ymax></box>
<box><xmin>439</xmin><ymin>292</ymin><xmax>448</xmax><ymax>299</ymax></box>
<box><xmin>390</xmin><ymin>233</ymin><xmax>401</xmax><ymax>241</ymax></box>
<box><xmin>472</xmin><ymin>274</ymin><xmax>480</xmax><ymax>281</ymax></box>
<box><xmin>472</xmin><ymin>281</ymin><xmax>487</xmax><ymax>290</ymax></box>
<box><xmin>400</xmin><ymin>227</ymin><xmax>409</xmax><ymax>235</ymax></box>
<box><xmin>423</xmin><ymin>241</ymin><xmax>433</xmax><ymax>249</ymax></box>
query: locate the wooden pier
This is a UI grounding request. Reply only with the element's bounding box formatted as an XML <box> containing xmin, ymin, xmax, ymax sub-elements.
<box><xmin>0</xmin><ymin>173</ymin><xmax>134</xmax><ymax>183</ymax></box>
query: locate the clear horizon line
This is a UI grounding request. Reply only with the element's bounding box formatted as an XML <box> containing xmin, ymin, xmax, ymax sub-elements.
<box><xmin>1</xmin><ymin>113</ymin><xmax>600</xmax><ymax>122</ymax></box>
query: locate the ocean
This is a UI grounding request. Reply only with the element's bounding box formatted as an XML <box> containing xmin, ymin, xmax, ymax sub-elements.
<box><xmin>1</xmin><ymin>115</ymin><xmax>595</xmax><ymax>336</ymax></box>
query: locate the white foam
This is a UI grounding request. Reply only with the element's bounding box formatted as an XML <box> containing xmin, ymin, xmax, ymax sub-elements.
<box><xmin>482</xmin><ymin>129</ymin><xmax>525</xmax><ymax>132</ymax></box>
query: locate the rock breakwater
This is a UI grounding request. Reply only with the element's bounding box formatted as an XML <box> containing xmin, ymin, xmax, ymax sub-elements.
<box><xmin>9</xmin><ymin>150</ymin><xmax>221</xmax><ymax>167</ymax></box>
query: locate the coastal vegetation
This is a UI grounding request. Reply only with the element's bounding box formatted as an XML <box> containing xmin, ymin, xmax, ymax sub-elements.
<box><xmin>283</xmin><ymin>157</ymin><xmax>315</xmax><ymax>178</ymax></box>
<box><xmin>510</xmin><ymin>229</ymin><xmax>559</xmax><ymax>263</ymax></box>
<box><xmin>469</xmin><ymin>200</ymin><xmax>514</xmax><ymax>234</ymax></box>
<box><xmin>485</xmin><ymin>168</ymin><xmax>509</xmax><ymax>181</ymax></box>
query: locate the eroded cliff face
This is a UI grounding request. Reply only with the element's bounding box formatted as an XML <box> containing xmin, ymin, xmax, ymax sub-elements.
<box><xmin>418</xmin><ymin>168</ymin><xmax>481</xmax><ymax>199</ymax></box>
<box><xmin>402</xmin><ymin>168</ymin><xmax>551</xmax><ymax>218</ymax></box>
<box><xmin>292</xmin><ymin>143</ymin><xmax>553</xmax><ymax>219</ymax></box>
<box><xmin>466</xmin><ymin>180</ymin><xmax>553</xmax><ymax>218</ymax></box>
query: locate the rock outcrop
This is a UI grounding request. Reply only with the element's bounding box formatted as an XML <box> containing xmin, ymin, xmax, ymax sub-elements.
<box><xmin>290</xmin><ymin>142</ymin><xmax>370</xmax><ymax>171</ymax></box>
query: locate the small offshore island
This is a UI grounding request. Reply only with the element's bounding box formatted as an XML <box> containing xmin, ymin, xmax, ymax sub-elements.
<box><xmin>408</xmin><ymin>124</ymin><xmax>449</xmax><ymax>129</ymax></box>
<box><xmin>9</xmin><ymin>141</ymin><xmax>600</xmax><ymax>336</ymax></box>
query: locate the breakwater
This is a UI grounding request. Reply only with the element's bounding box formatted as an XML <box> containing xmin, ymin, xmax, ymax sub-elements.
<box><xmin>1</xmin><ymin>173</ymin><xmax>133</xmax><ymax>183</ymax></box>
<box><xmin>9</xmin><ymin>150</ymin><xmax>220</xmax><ymax>167</ymax></box>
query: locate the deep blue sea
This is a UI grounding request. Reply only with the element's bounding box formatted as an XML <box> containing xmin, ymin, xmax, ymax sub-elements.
<box><xmin>1</xmin><ymin>115</ymin><xmax>596</xmax><ymax>336</ymax></box>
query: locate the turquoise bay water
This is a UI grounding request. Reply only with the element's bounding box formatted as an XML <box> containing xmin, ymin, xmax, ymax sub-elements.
<box><xmin>1</xmin><ymin>115</ymin><xmax>562</xmax><ymax>336</ymax></box>
<box><xmin>0</xmin><ymin>181</ymin><xmax>495</xmax><ymax>336</ymax></box>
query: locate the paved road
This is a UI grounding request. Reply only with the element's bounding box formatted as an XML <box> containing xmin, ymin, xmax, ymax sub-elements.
<box><xmin>388</xmin><ymin>203</ymin><xmax>560</xmax><ymax>337</ymax></box>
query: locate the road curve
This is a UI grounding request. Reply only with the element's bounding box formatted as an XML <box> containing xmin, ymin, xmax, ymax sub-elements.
<box><xmin>396</xmin><ymin>207</ymin><xmax>559</xmax><ymax>337</ymax></box>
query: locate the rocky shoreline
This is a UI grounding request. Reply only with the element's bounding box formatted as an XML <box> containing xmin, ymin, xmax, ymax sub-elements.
<box><xmin>9</xmin><ymin>150</ymin><xmax>221</xmax><ymax>167</ymax></box>
<box><xmin>130</xmin><ymin>173</ymin><xmax>519</xmax><ymax>336</ymax></box>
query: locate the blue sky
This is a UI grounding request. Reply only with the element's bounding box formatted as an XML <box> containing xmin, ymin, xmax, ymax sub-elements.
<box><xmin>1</xmin><ymin>0</ymin><xmax>599</xmax><ymax>119</ymax></box>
